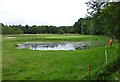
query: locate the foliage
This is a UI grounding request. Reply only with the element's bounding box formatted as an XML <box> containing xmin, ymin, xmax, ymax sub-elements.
<box><xmin>1</xmin><ymin>24</ymin><xmax>75</xmax><ymax>35</ymax></box>
<box><xmin>74</xmin><ymin>1</ymin><xmax>119</xmax><ymax>38</ymax></box>
<box><xmin>2</xmin><ymin>25</ymin><xmax>23</xmax><ymax>34</ymax></box>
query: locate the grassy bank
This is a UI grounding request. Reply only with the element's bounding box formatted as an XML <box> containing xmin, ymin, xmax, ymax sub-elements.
<box><xmin>2</xmin><ymin>34</ymin><xmax>118</xmax><ymax>80</ymax></box>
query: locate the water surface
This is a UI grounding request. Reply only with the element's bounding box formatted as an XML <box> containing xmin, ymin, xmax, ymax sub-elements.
<box><xmin>16</xmin><ymin>42</ymin><xmax>90</xmax><ymax>50</ymax></box>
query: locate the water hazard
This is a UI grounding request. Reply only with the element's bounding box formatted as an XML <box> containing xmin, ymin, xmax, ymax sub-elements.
<box><xmin>16</xmin><ymin>42</ymin><xmax>90</xmax><ymax>50</ymax></box>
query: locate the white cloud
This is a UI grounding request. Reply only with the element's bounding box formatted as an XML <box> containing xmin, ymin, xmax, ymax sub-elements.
<box><xmin>0</xmin><ymin>0</ymin><xmax>88</xmax><ymax>26</ymax></box>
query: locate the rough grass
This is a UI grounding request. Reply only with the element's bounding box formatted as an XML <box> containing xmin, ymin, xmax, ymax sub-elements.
<box><xmin>2</xmin><ymin>34</ymin><xmax>118</xmax><ymax>80</ymax></box>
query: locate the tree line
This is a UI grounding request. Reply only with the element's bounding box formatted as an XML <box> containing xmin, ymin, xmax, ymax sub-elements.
<box><xmin>1</xmin><ymin>1</ymin><xmax>119</xmax><ymax>39</ymax></box>
<box><xmin>1</xmin><ymin>24</ymin><xmax>75</xmax><ymax>34</ymax></box>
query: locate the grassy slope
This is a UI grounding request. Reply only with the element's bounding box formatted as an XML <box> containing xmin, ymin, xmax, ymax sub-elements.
<box><xmin>2</xmin><ymin>34</ymin><xmax>118</xmax><ymax>80</ymax></box>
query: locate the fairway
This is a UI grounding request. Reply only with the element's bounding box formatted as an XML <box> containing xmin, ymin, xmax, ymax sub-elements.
<box><xmin>2</xmin><ymin>34</ymin><xmax>118</xmax><ymax>80</ymax></box>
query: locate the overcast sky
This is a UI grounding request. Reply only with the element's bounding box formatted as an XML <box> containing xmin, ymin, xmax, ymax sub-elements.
<box><xmin>0</xmin><ymin>0</ymin><xmax>89</xmax><ymax>26</ymax></box>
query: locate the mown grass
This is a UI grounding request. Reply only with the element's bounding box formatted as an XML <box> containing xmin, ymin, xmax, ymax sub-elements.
<box><xmin>2</xmin><ymin>34</ymin><xmax>118</xmax><ymax>80</ymax></box>
<box><xmin>3</xmin><ymin>34</ymin><xmax>111</xmax><ymax>42</ymax></box>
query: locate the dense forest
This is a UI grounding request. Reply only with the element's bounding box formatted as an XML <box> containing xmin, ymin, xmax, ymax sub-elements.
<box><xmin>1</xmin><ymin>1</ymin><xmax>120</xmax><ymax>39</ymax></box>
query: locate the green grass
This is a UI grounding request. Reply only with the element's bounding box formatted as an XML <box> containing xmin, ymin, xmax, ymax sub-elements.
<box><xmin>0</xmin><ymin>35</ymin><xmax>2</xmax><ymax>81</ymax></box>
<box><xmin>106</xmin><ymin>70</ymin><xmax>120</xmax><ymax>80</ymax></box>
<box><xmin>2</xmin><ymin>34</ymin><xmax>118</xmax><ymax>80</ymax></box>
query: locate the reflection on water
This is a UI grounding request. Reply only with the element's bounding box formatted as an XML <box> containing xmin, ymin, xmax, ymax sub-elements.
<box><xmin>16</xmin><ymin>42</ymin><xmax>89</xmax><ymax>50</ymax></box>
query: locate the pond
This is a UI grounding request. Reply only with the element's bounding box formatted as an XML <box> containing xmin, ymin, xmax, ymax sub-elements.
<box><xmin>16</xmin><ymin>42</ymin><xmax>90</xmax><ymax>50</ymax></box>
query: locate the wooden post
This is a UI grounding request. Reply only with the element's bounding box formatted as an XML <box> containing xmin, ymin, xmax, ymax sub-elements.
<box><xmin>96</xmin><ymin>39</ymin><xmax>98</xmax><ymax>47</ymax></box>
<box><xmin>88</xmin><ymin>65</ymin><xmax>90</xmax><ymax>76</ymax></box>
<box><xmin>105</xmin><ymin>50</ymin><xmax>107</xmax><ymax>65</ymax></box>
<box><xmin>109</xmin><ymin>39</ymin><xmax>112</xmax><ymax>46</ymax></box>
